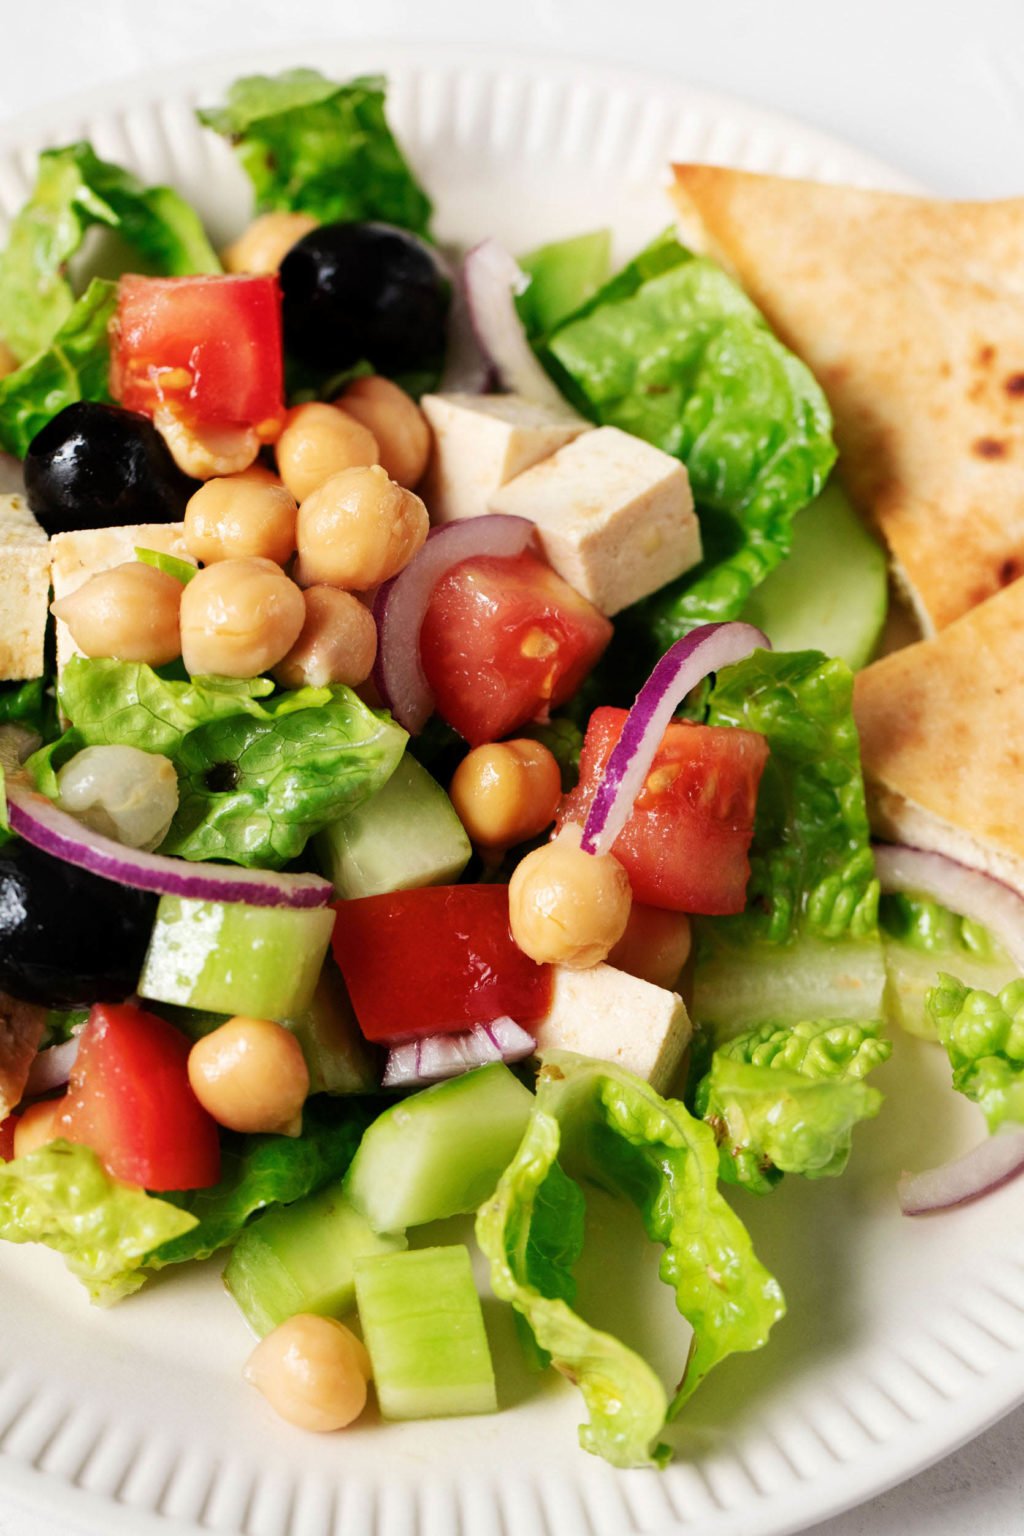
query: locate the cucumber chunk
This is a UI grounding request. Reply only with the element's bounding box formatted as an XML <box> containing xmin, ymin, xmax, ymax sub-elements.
<box><xmin>741</xmin><ymin>482</ymin><xmax>888</xmax><ymax>669</ymax></box>
<box><xmin>137</xmin><ymin>896</ymin><xmax>334</xmax><ymax>1021</ymax></box>
<box><xmin>316</xmin><ymin>755</ymin><xmax>471</xmax><ymax>899</ymax></box>
<box><xmin>225</xmin><ymin>1187</ymin><xmax>405</xmax><ymax>1335</ymax></box>
<box><xmin>354</xmin><ymin>1245</ymin><xmax>497</xmax><ymax>1419</ymax></box>
<box><xmin>344</xmin><ymin>1063</ymin><xmax>533</xmax><ymax>1232</ymax></box>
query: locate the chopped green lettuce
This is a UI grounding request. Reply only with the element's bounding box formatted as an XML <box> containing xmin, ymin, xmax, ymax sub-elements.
<box><xmin>881</xmin><ymin>894</ymin><xmax>1018</xmax><ymax>1040</ymax></box>
<box><xmin>539</xmin><ymin>233</ymin><xmax>835</xmax><ymax>652</ymax></box>
<box><xmin>476</xmin><ymin>1051</ymin><xmax>784</xmax><ymax>1468</ymax></box>
<box><xmin>517</xmin><ymin>229</ymin><xmax>612</xmax><ymax>339</ymax></box>
<box><xmin>198</xmin><ymin>70</ymin><xmax>432</xmax><ymax>235</ymax></box>
<box><xmin>0</xmin><ymin>278</ymin><xmax>117</xmax><ymax>457</ymax></box>
<box><xmin>0</xmin><ymin>1141</ymin><xmax>197</xmax><ymax>1304</ymax></box>
<box><xmin>507</xmin><ymin>1158</ymin><xmax>587</xmax><ymax>1370</ymax></box>
<box><xmin>927</xmin><ymin>975</ymin><xmax>1024</xmax><ymax>1131</ymax></box>
<box><xmin>695</xmin><ymin>1019</ymin><xmax>891</xmax><ymax>1194</ymax></box>
<box><xmin>0</xmin><ymin>141</ymin><xmax>218</xmax><ymax>363</ymax></box>
<box><xmin>162</xmin><ymin>687</ymin><xmax>406</xmax><ymax>868</ymax></box>
<box><xmin>0</xmin><ymin>677</ymin><xmax>57</xmax><ymax>739</ymax></box>
<box><xmin>152</xmin><ymin>1096</ymin><xmax>374</xmax><ymax>1266</ymax></box>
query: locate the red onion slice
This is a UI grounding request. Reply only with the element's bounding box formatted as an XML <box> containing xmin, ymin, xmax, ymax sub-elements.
<box><xmin>581</xmin><ymin>621</ymin><xmax>769</xmax><ymax>857</ymax></box>
<box><xmin>6</xmin><ymin>782</ymin><xmax>332</xmax><ymax>909</ymax></box>
<box><xmin>899</xmin><ymin>1126</ymin><xmax>1024</xmax><ymax>1215</ymax></box>
<box><xmin>874</xmin><ymin>844</ymin><xmax>1024</xmax><ymax>971</ymax></box>
<box><xmin>462</xmin><ymin>240</ymin><xmax>581</xmax><ymax>414</ymax></box>
<box><xmin>438</xmin><ymin>263</ymin><xmax>493</xmax><ymax>394</ymax></box>
<box><xmin>372</xmin><ymin>514</ymin><xmax>535</xmax><ymax>733</ymax></box>
<box><xmin>381</xmin><ymin>1017</ymin><xmax>535</xmax><ymax>1088</ymax></box>
<box><xmin>24</xmin><ymin>1035</ymin><xmax>81</xmax><ymax>1097</ymax></box>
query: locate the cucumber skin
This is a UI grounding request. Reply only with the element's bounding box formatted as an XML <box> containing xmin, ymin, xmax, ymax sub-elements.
<box><xmin>316</xmin><ymin>755</ymin><xmax>471</xmax><ymax>900</ymax></box>
<box><xmin>354</xmin><ymin>1245</ymin><xmax>497</xmax><ymax>1420</ymax></box>
<box><xmin>344</xmin><ymin>1063</ymin><xmax>534</xmax><ymax>1233</ymax></box>
<box><xmin>225</xmin><ymin>1187</ymin><xmax>405</xmax><ymax>1336</ymax></box>
<box><xmin>137</xmin><ymin>896</ymin><xmax>334</xmax><ymax>1021</ymax></box>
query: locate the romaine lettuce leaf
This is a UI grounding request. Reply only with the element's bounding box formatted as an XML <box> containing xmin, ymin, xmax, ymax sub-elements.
<box><xmin>0</xmin><ymin>1140</ymin><xmax>197</xmax><ymax>1304</ymax></box>
<box><xmin>927</xmin><ymin>974</ymin><xmax>1024</xmax><ymax>1131</ymax></box>
<box><xmin>880</xmin><ymin>894</ymin><xmax>1018</xmax><ymax>1040</ymax></box>
<box><xmin>476</xmin><ymin>1051</ymin><xmax>784</xmax><ymax>1468</ymax></box>
<box><xmin>161</xmin><ymin>687</ymin><xmax>406</xmax><ymax>868</ymax></box>
<box><xmin>695</xmin><ymin>1019</ymin><xmax>891</xmax><ymax>1194</ymax></box>
<box><xmin>540</xmin><ymin>232</ymin><xmax>835</xmax><ymax>648</ymax></box>
<box><xmin>0</xmin><ymin>141</ymin><xmax>218</xmax><ymax>364</ymax></box>
<box><xmin>152</xmin><ymin>1095</ymin><xmax>374</xmax><ymax>1266</ymax></box>
<box><xmin>198</xmin><ymin>70</ymin><xmax>432</xmax><ymax>235</ymax></box>
<box><xmin>0</xmin><ymin>278</ymin><xmax>117</xmax><ymax>458</ymax></box>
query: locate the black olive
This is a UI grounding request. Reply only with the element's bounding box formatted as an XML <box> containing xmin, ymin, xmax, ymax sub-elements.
<box><xmin>24</xmin><ymin>401</ymin><xmax>198</xmax><ymax>536</ymax></box>
<box><xmin>280</xmin><ymin>221</ymin><xmax>450</xmax><ymax>375</ymax></box>
<box><xmin>0</xmin><ymin>840</ymin><xmax>157</xmax><ymax>1008</ymax></box>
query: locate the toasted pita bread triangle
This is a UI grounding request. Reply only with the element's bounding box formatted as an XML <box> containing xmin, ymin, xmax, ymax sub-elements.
<box><xmin>853</xmin><ymin>579</ymin><xmax>1024</xmax><ymax>890</ymax></box>
<box><xmin>671</xmin><ymin>165</ymin><xmax>1024</xmax><ymax>633</ymax></box>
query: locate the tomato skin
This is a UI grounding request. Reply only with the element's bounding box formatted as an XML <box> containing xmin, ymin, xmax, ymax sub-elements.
<box><xmin>558</xmin><ymin>707</ymin><xmax>768</xmax><ymax>915</ymax></box>
<box><xmin>331</xmin><ymin>885</ymin><xmax>552</xmax><ymax>1044</ymax></box>
<box><xmin>0</xmin><ymin>1113</ymin><xmax>19</xmax><ymax>1162</ymax></box>
<box><xmin>59</xmin><ymin>1004</ymin><xmax>221</xmax><ymax>1191</ymax></box>
<box><xmin>111</xmin><ymin>274</ymin><xmax>285</xmax><ymax>431</ymax></box>
<box><xmin>419</xmin><ymin>552</ymin><xmax>613</xmax><ymax>746</ymax></box>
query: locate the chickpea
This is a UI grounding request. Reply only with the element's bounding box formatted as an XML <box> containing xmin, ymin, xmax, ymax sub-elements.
<box><xmin>272</xmin><ymin>586</ymin><xmax>378</xmax><ymax>689</ymax></box>
<box><xmin>184</xmin><ymin>475</ymin><xmax>298</xmax><ymax>566</ymax></box>
<box><xmin>275</xmin><ymin>403</ymin><xmax>379</xmax><ymax>503</ymax></box>
<box><xmin>245</xmin><ymin>1314</ymin><xmax>371</xmax><ymax>1432</ymax></box>
<box><xmin>223</xmin><ymin>211</ymin><xmax>318</xmax><ymax>275</ymax></box>
<box><xmin>608</xmin><ymin>906</ymin><xmax>692</xmax><ymax>990</ymax></box>
<box><xmin>153</xmin><ymin>407</ymin><xmax>260</xmax><ymax>480</ymax></box>
<box><xmin>508</xmin><ymin>824</ymin><xmax>632</xmax><ymax>968</ymax></box>
<box><xmin>14</xmin><ymin>1099</ymin><xmax>65</xmax><ymax>1158</ymax></box>
<box><xmin>336</xmin><ymin>376</ymin><xmax>431</xmax><ymax>489</ymax></box>
<box><xmin>450</xmin><ymin>739</ymin><xmax>561</xmax><ymax>850</ymax></box>
<box><xmin>296</xmin><ymin>465</ymin><xmax>428</xmax><ymax>590</ymax></box>
<box><xmin>179</xmin><ymin>557</ymin><xmax>305</xmax><ymax>678</ymax></box>
<box><xmin>51</xmin><ymin>561</ymin><xmax>184</xmax><ymax>666</ymax></box>
<box><xmin>187</xmin><ymin>1017</ymin><xmax>309</xmax><ymax>1135</ymax></box>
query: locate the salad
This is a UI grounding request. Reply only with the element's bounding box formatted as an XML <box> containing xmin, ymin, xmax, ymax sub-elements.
<box><xmin>0</xmin><ymin>66</ymin><xmax>1016</xmax><ymax>1474</ymax></box>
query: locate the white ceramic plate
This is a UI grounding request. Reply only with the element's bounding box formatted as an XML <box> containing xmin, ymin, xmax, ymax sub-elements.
<box><xmin>1</xmin><ymin>41</ymin><xmax>1022</xmax><ymax>1536</ymax></box>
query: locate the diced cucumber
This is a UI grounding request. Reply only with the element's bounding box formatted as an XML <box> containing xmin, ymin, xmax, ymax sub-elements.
<box><xmin>354</xmin><ymin>1245</ymin><xmax>497</xmax><ymax>1419</ymax></box>
<box><xmin>315</xmin><ymin>754</ymin><xmax>471</xmax><ymax>899</ymax></box>
<box><xmin>344</xmin><ymin>1063</ymin><xmax>533</xmax><ymax>1232</ymax></box>
<box><xmin>741</xmin><ymin>482</ymin><xmax>888</xmax><ymax>669</ymax></box>
<box><xmin>693</xmin><ymin>930</ymin><xmax>887</xmax><ymax>1036</ymax></box>
<box><xmin>225</xmin><ymin>1187</ymin><xmax>405</xmax><ymax>1335</ymax></box>
<box><xmin>518</xmin><ymin>229</ymin><xmax>612</xmax><ymax>337</ymax></box>
<box><xmin>137</xmin><ymin>895</ymin><xmax>335</xmax><ymax>1021</ymax></box>
<box><xmin>883</xmin><ymin>941</ymin><xmax>1019</xmax><ymax>1040</ymax></box>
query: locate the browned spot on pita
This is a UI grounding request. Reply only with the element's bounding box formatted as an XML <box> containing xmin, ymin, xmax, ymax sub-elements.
<box><xmin>974</xmin><ymin>436</ymin><xmax>1007</xmax><ymax>458</ymax></box>
<box><xmin>1000</xmin><ymin>556</ymin><xmax>1023</xmax><ymax>585</ymax></box>
<box><xmin>977</xmin><ymin>343</ymin><xmax>996</xmax><ymax>367</ymax></box>
<box><xmin>1006</xmin><ymin>372</ymin><xmax>1024</xmax><ymax>396</ymax></box>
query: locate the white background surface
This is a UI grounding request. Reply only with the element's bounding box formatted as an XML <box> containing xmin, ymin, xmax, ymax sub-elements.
<box><xmin>1</xmin><ymin>2</ymin><xmax>1023</xmax><ymax>1533</ymax></box>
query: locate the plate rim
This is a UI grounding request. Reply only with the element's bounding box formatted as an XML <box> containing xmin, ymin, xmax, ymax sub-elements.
<box><xmin>0</xmin><ymin>37</ymin><xmax>1017</xmax><ymax>1536</ymax></box>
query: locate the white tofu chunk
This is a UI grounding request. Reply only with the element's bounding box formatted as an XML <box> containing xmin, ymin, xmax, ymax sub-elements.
<box><xmin>489</xmin><ymin>426</ymin><xmax>701</xmax><ymax>615</ymax></box>
<box><xmin>50</xmin><ymin>522</ymin><xmax>194</xmax><ymax>675</ymax></box>
<box><xmin>0</xmin><ymin>494</ymin><xmax>50</xmax><ymax>679</ymax></box>
<box><xmin>532</xmin><ymin>962</ymin><xmax>692</xmax><ymax>1095</ymax></box>
<box><xmin>420</xmin><ymin>392</ymin><xmax>590</xmax><ymax>524</ymax></box>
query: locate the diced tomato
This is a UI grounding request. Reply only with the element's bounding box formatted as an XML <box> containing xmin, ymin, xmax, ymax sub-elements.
<box><xmin>111</xmin><ymin>274</ymin><xmax>285</xmax><ymax>433</ymax></box>
<box><xmin>59</xmin><ymin>1003</ymin><xmax>221</xmax><ymax>1191</ymax></box>
<box><xmin>558</xmin><ymin>706</ymin><xmax>769</xmax><ymax>915</ymax></box>
<box><xmin>0</xmin><ymin>1113</ymin><xmax>19</xmax><ymax>1162</ymax></box>
<box><xmin>331</xmin><ymin>885</ymin><xmax>552</xmax><ymax>1044</ymax></box>
<box><xmin>419</xmin><ymin>552</ymin><xmax>613</xmax><ymax>746</ymax></box>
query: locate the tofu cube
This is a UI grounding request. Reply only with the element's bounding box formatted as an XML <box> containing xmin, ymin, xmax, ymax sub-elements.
<box><xmin>420</xmin><ymin>392</ymin><xmax>590</xmax><ymax>524</ymax></box>
<box><xmin>488</xmin><ymin>426</ymin><xmax>700</xmax><ymax>615</ymax></box>
<box><xmin>532</xmin><ymin>962</ymin><xmax>692</xmax><ymax>1095</ymax></box>
<box><xmin>0</xmin><ymin>494</ymin><xmax>50</xmax><ymax>680</ymax></box>
<box><xmin>51</xmin><ymin>523</ymin><xmax>194</xmax><ymax>675</ymax></box>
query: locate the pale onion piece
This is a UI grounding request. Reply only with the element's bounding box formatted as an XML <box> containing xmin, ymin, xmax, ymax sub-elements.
<box><xmin>462</xmin><ymin>240</ymin><xmax>580</xmax><ymax>413</ymax></box>
<box><xmin>899</xmin><ymin>1126</ymin><xmax>1024</xmax><ymax>1215</ymax></box>
<box><xmin>381</xmin><ymin>1018</ymin><xmax>535</xmax><ymax>1088</ymax></box>
<box><xmin>873</xmin><ymin>843</ymin><xmax>1024</xmax><ymax>972</ymax></box>
<box><xmin>24</xmin><ymin>1035</ymin><xmax>81</xmax><ymax>1097</ymax></box>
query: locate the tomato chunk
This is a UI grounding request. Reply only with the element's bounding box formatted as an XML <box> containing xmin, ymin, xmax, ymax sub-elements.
<box><xmin>419</xmin><ymin>552</ymin><xmax>613</xmax><ymax>746</ymax></box>
<box><xmin>111</xmin><ymin>274</ymin><xmax>285</xmax><ymax>431</ymax></box>
<box><xmin>331</xmin><ymin>885</ymin><xmax>552</xmax><ymax>1044</ymax></box>
<box><xmin>558</xmin><ymin>706</ymin><xmax>768</xmax><ymax>915</ymax></box>
<box><xmin>0</xmin><ymin>1113</ymin><xmax>18</xmax><ymax>1162</ymax></box>
<box><xmin>59</xmin><ymin>1003</ymin><xmax>221</xmax><ymax>1191</ymax></box>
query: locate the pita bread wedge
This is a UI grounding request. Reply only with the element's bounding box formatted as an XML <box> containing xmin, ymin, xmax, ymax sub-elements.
<box><xmin>671</xmin><ymin>165</ymin><xmax>1024</xmax><ymax>633</ymax></box>
<box><xmin>853</xmin><ymin>579</ymin><xmax>1024</xmax><ymax>891</ymax></box>
<box><xmin>0</xmin><ymin>991</ymin><xmax>45</xmax><ymax>1122</ymax></box>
